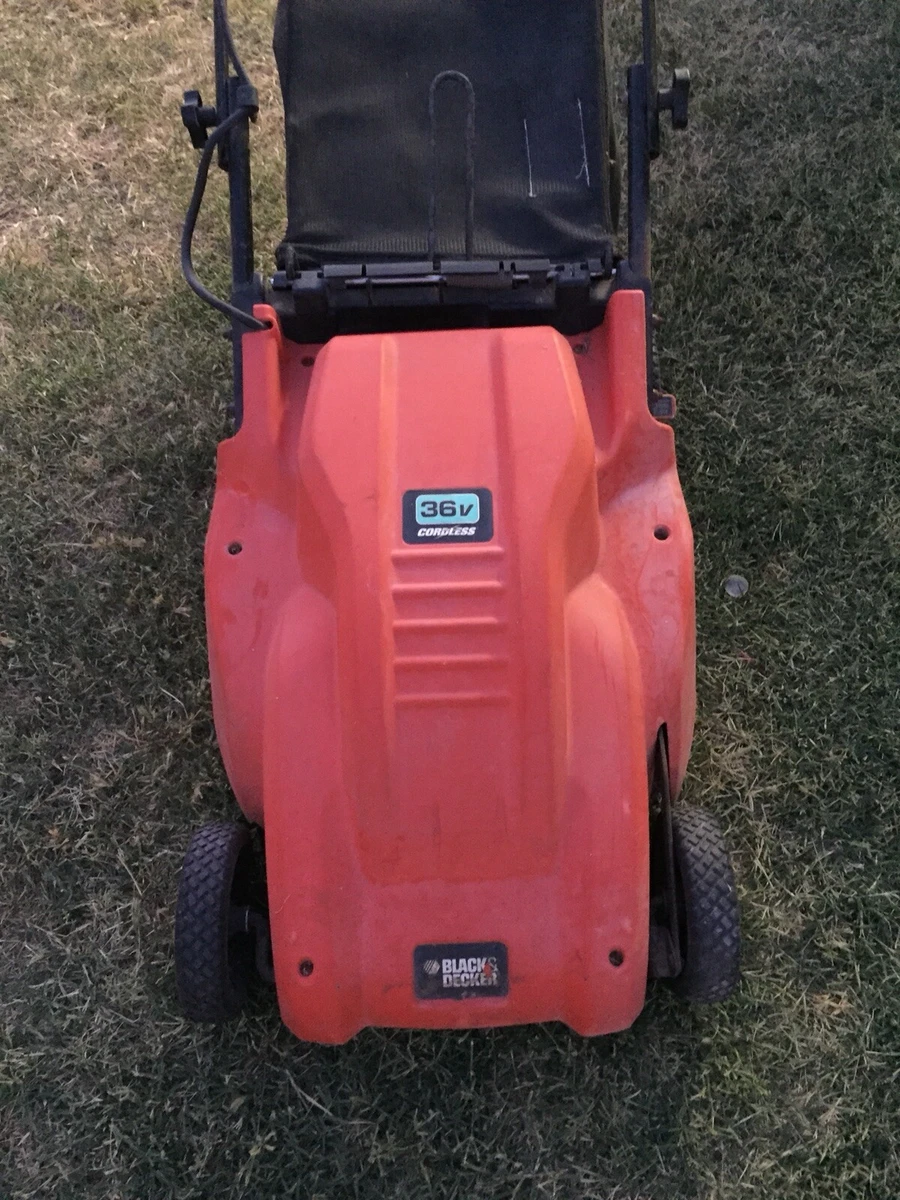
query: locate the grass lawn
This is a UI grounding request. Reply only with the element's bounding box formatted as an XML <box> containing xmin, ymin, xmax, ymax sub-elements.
<box><xmin>2</xmin><ymin>0</ymin><xmax>900</xmax><ymax>1196</ymax></box>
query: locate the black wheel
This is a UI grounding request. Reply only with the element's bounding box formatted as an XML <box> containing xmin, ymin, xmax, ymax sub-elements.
<box><xmin>175</xmin><ymin>821</ymin><xmax>254</xmax><ymax>1022</ymax></box>
<box><xmin>671</xmin><ymin>806</ymin><xmax>741</xmax><ymax>1003</ymax></box>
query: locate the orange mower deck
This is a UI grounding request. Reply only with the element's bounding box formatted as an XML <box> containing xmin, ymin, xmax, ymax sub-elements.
<box><xmin>204</xmin><ymin>289</ymin><xmax>695</xmax><ymax>1043</ymax></box>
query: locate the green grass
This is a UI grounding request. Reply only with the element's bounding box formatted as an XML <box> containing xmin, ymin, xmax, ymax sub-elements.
<box><xmin>2</xmin><ymin>0</ymin><xmax>900</xmax><ymax>1196</ymax></box>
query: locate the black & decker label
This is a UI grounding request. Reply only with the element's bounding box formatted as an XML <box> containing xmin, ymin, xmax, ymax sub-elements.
<box><xmin>414</xmin><ymin>942</ymin><xmax>508</xmax><ymax>1000</ymax></box>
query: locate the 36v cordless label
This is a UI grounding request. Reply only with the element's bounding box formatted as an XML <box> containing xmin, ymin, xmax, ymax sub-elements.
<box><xmin>402</xmin><ymin>488</ymin><xmax>493</xmax><ymax>545</ymax></box>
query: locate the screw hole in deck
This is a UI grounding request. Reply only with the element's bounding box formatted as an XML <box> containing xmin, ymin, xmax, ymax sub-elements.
<box><xmin>227</xmin><ymin>541</ymin><xmax>243</xmax><ymax>556</ymax></box>
<box><xmin>609</xmin><ymin>949</ymin><xmax>624</xmax><ymax>967</ymax></box>
<box><xmin>298</xmin><ymin>959</ymin><xmax>314</xmax><ymax>977</ymax></box>
<box><xmin>653</xmin><ymin>526</ymin><xmax>670</xmax><ymax>541</ymax></box>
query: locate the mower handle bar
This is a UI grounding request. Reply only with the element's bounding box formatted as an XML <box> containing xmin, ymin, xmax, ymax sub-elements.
<box><xmin>180</xmin><ymin>105</ymin><xmax>270</xmax><ymax>333</ymax></box>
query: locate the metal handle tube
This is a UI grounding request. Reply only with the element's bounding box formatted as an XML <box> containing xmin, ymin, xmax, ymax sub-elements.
<box><xmin>626</xmin><ymin>63</ymin><xmax>651</xmax><ymax>281</ymax></box>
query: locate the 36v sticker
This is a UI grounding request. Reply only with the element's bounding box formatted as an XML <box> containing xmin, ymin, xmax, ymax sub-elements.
<box><xmin>402</xmin><ymin>488</ymin><xmax>493</xmax><ymax>545</ymax></box>
<box><xmin>414</xmin><ymin>942</ymin><xmax>509</xmax><ymax>1000</ymax></box>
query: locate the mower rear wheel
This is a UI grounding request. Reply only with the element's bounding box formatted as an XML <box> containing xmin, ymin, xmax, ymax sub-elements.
<box><xmin>175</xmin><ymin>821</ymin><xmax>254</xmax><ymax>1022</ymax></box>
<box><xmin>671</xmin><ymin>806</ymin><xmax>740</xmax><ymax>1003</ymax></box>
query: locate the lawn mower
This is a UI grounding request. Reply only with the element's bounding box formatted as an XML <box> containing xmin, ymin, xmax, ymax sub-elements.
<box><xmin>174</xmin><ymin>0</ymin><xmax>740</xmax><ymax>1043</ymax></box>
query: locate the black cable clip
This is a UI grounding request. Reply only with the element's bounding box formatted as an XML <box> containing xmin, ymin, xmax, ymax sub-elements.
<box><xmin>181</xmin><ymin>89</ymin><xmax>219</xmax><ymax>149</ymax></box>
<box><xmin>657</xmin><ymin>68</ymin><xmax>691</xmax><ymax>131</ymax></box>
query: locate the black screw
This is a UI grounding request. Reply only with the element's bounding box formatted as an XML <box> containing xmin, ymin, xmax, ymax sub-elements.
<box><xmin>653</xmin><ymin>526</ymin><xmax>670</xmax><ymax>541</ymax></box>
<box><xmin>227</xmin><ymin>542</ymin><xmax>243</xmax><ymax>555</ymax></box>
<box><xmin>609</xmin><ymin>949</ymin><xmax>624</xmax><ymax>967</ymax></box>
<box><xmin>298</xmin><ymin>959</ymin><xmax>314</xmax><ymax>977</ymax></box>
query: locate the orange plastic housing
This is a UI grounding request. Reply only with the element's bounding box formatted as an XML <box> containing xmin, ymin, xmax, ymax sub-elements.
<box><xmin>205</xmin><ymin>289</ymin><xmax>695</xmax><ymax>1043</ymax></box>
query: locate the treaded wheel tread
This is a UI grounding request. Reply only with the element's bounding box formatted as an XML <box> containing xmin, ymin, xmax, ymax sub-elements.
<box><xmin>174</xmin><ymin>822</ymin><xmax>250</xmax><ymax>1022</ymax></box>
<box><xmin>672</xmin><ymin>805</ymin><xmax>741</xmax><ymax>1004</ymax></box>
